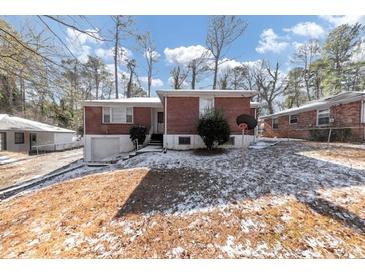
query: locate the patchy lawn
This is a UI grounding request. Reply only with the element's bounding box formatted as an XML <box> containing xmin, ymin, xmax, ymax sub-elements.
<box><xmin>298</xmin><ymin>143</ymin><xmax>365</xmax><ymax>170</ymax></box>
<box><xmin>0</xmin><ymin>142</ymin><xmax>365</xmax><ymax>258</ymax></box>
<box><xmin>0</xmin><ymin>148</ymin><xmax>83</xmax><ymax>190</ymax></box>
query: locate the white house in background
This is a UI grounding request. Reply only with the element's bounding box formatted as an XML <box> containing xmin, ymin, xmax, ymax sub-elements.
<box><xmin>0</xmin><ymin>114</ymin><xmax>76</xmax><ymax>153</ymax></box>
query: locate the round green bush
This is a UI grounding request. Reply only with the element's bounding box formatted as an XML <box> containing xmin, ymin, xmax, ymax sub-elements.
<box><xmin>197</xmin><ymin>109</ymin><xmax>230</xmax><ymax>150</ymax></box>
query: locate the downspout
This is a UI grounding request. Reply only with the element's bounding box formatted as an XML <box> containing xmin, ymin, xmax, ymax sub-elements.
<box><xmin>164</xmin><ymin>97</ymin><xmax>167</xmax><ymax>148</ymax></box>
<box><xmin>83</xmin><ymin>105</ymin><xmax>86</xmax><ymax>161</ymax></box>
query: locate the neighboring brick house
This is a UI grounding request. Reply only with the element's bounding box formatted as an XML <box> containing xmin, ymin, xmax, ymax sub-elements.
<box><xmin>83</xmin><ymin>89</ymin><xmax>259</xmax><ymax>161</ymax></box>
<box><xmin>260</xmin><ymin>91</ymin><xmax>365</xmax><ymax>142</ymax></box>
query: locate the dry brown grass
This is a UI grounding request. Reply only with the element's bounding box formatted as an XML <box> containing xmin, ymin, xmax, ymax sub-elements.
<box><xmin>1</xmin><ymin>167</ymin><xmax>365</xmax><ymax>258</ymax></box>
<box><xmin>298</xmin><ymin>145</ymin><xmax>365</xmax><ymax>169</ymax></box>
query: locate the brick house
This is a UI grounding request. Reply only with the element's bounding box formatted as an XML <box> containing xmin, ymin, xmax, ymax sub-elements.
<box><xmin>83</xmin><ymin>89</ymin><xmax>259</xmax><ymax>161</ymax></box>
<box><xmin>260</xmin><ymin>91</ymin><xmax>365</xmax><ymax>142</ymax></box>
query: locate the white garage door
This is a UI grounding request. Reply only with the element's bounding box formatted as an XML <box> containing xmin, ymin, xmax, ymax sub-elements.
<box><xmin>91</xmin><ymin>137</ymin><xmax>120</xmax><ymax>161</ymax></box>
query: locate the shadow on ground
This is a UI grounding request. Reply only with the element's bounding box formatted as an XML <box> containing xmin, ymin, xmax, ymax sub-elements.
<box><xmin>115</xmin><ymin>142</ymin><xmax>365</xmax><ymax>235</ymax></box>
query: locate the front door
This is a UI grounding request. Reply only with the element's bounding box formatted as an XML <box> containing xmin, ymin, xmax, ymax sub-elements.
<box><xmin>157</xmin><ymin>112</ymin><xmax>164</xmax><ymax>134</ymax></box>
<box><xmin>0</xmin><ymin>132</ymin><xmax>6</xmax><ymax>151</ymax></box>
<box><xmin>30</xmin><ymin>133</ymin><xmax>37</xmax><ymax>151</ymax></box>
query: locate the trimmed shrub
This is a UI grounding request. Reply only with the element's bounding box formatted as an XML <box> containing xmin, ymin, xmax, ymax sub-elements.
<box><xmin>197</xmin><ymin>108</ymin><xmax>231</xmax><ymax>150</ymax></box>
<box><xmin>129</xmin><ymin>125</ymin><xmax>147</xmax><ymax>148</ymax></box>
<box><xmin>309</xmin><ymin>128</ymin><xmax>352</xmax><ymax>142</ymax></box>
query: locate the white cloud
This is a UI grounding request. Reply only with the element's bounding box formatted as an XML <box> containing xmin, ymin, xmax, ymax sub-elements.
<box><xmin>217</xmin><ymin>58</ymin><xmax>242</xmax><ymax>72</ymax></box>
<box><xmin>164</xmin><ymin>45</ymin><xmax>211</xmax><ymax>66</ymax></box>
<box><xmin>95</xmin><ymin>48</ymin><xmax>113</xmax><ymax>59</ymax></box>
<box><xmin>292</xmin><ymin>41</ymin><xmax>304</xmax><ymax>50</ymax></box>
<box><xmin>66</xmin><ymin>27</ymin><xmax>102</xmax><ymax>45</ymax></box>
<box><xmin>242</xmin><ymin>60</ymin><xmax>263</xmax><ymax>70</ymax></box>
<box><xmin>66</xmin><ymin>27</ymin><xmax>102</xmax><ymax>63</ymax></box>
<box><xmin>320</xmin><ymin>15</ymin><xmax>365</xmax><ymax>26</ymax></box>
<box><xmin>351</xmin><ymin>38</ymin><xmax>365</xmax><ymax>62</ymax></box>
<box><xmin>139</xmin><ymin>76</ymin><xmax>164</xmax><ymax>88</ymax></box>
<box><xmin>144</xmin><ymin>49</ymin><xmax>161</xmax><ymax>61</ymax></box>
<box><xmin>95</xmin><ymin>47</ymin><xmax>132</xmax><ymax>64</ymax></box>
<box><xmin>256</xmin><ymin>28</ymin><xmax>289</xmax><ymax>54</ymax></box>
<box><xmin>284</xmin><ymin>22</ymin><xmax>325</xmax><ymax>38</ymax></box>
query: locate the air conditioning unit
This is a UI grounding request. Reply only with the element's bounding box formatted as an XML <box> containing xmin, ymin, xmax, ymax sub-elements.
<box><xmin>329</xmin><ymin>118</ymin><xmax>335</xmax><ymax>123</ymax></box>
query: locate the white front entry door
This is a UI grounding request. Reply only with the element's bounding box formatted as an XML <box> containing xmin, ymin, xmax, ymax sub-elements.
<box><xmin>157</xmin><ymin>111</ymin><xmax>164</xmax><ymax>134</ymax></box>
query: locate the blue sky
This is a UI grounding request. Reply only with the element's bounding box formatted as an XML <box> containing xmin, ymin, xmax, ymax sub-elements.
<box><xmin>3</xmin><ymin>15</ymin><xmax>365</xmax><ymax>96</ymax></box>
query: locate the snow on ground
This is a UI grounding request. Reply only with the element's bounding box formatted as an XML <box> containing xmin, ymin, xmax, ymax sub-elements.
<box><xmin>1</xmin><ymin>141</ymin><xmax>365</xmax><ymax>258</ymax></box>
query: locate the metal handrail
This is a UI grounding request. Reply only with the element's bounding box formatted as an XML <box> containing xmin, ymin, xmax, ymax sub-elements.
<box><xmin>31</xmin><ymin>140</ymin><xmax>84</xmax><ymax>154</ymax></box>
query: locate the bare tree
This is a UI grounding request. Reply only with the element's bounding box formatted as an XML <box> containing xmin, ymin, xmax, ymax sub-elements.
<box><xmin>206</xmin><ymin>16</ymin><xmax>247</xmax><ymax>89</ymax></box>
<box><xmin>137</xmin><ymin>32</ymin><xmax>159</xmax><ymax>97</ymax></box>
<box><xmin>292</xmin><ymin>39</ymin><xmax>320</xmax><ymax>101</ymax></box>
<box><xmin>82</xmin><ymin>56</ymin><xmax>110</xmax><ymax>99</ymax></box>
<box><xmin>170</xmin><ymin>66</ymin><xmax>189</xmax><ymax>89</ymax></box>
<box><xmin>111</xmin><ymin>16</ymin><xmax>133</xmax><ymax>98</ymax></box>
<box><xmin>283</xmin><ymin>67</ymin><xmax>305</xmax><ymax>108</ymax></box>
<box><xmin>187</xmin><ymin>51</ymin><xmax>210</xmax><ymax>89</ymax></box>
<box><xmin>126</xmin><ymin>59</ymin><xmax>136</xmax><ymax>98</ymax></box>
<box><xmin>254</xmin><ymin>61</ymin><xmax>287</xmax><ymax>114</ymax></box>
<box><xmin>217</xmin><ymin>69</ymin><xmax>230</xmax><ymax>90</ymax></box>
<box><xmin>228</xmin><ymin>65</ymin><xmax>250</xmax><ymax>90</ymax></box>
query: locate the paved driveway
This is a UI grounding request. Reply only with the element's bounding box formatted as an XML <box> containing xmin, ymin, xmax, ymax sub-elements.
<box><xmin>0</xmin><ymin>148</ymin><xmax>83</xmax><ymax>190</ymax></box>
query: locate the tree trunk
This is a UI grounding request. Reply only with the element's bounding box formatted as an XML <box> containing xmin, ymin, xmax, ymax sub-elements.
<box><xmin>267</xmin><ymin>101</ymin><xmax>274</xmax><ymax>114</ymax></box>
<box><xmin>127</xmin><ymin>70</ymin><xmax>133</xmax><ymax>98</ymax></box>
<box><xmin>212</xmin><ymin>58</ymin><xmax>219</xmax><ymax>90</ymax></box>
<box><xmin>191</xmin><ymin>65</ymin><xmax>196</xmax><ymax>90</ymax></box>
<box><xmin>147</xmin><ymin>74</ymin><xmax>152</xmax><ymax>97</ymax></box>
<box><xmin>114</xmin><ymin>22</ymin><xmax>119</xmax><ymax>99</ymax></box>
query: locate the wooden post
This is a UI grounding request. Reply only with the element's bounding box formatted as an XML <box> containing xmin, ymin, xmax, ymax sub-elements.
<box><xmin>241</xmin><ymin>129</ymin><xmax>245</xmax><ymax>163</ymax></box>
<box><xmin>327</xmin><ymin>128</ymin><xmax>332</xmax><ymax>143</ymax></box>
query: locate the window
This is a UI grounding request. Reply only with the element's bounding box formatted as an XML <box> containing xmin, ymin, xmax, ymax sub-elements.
<box><xmin>272</xmin><ymin>118</ymin><xmax>279</xmax><ymax>129</ymax></box>
<box><xmin>289</xmin><ymin>115</ymin><xmax>298</xmax><ymax>124</ymax></box>
<box><xmin>225</xmin><ymin>136</ymin><xmax>235</xmax><ymax>145</ymax></box>
<box><xmin>157</xmin><ymin>112</ymin><xmax>164</xmax><ymax>123</ymax></box>
<box><xmin>199</xmin><ymin>97</ymin><xmax>214</xmax><ymax>115</ymax></box>
<box><xmin>362</xmin><ymin>100</ymin><xmax>365</xmax><ymax>123</ymax></box>
<box><xmin>14</xmin><ymin>132</ymin><xmax>24</xmax><ymax>144</ymax></box>
<box><xmin>102</xmin><ymin>106</ymin><xmax>133</xmax><ymax>123</ymax></box>
<box><xmin>103</xmin><ymin>107</ymin><xmax>111</xmax><ymax>123</ymax></box>
<box><xmin>126</xmin><ymin>107</ymin><xmax>133</xmax><ymax>123</ymax></box>
<box><xmin>178</xmin><ymin>136</ymin><xmax>191</xmax><ymax>145</ymax></box>
<box><xmin>317</xmin><ymin>109</ymin><xmax>330</xmax><ymax>126</ymax></box>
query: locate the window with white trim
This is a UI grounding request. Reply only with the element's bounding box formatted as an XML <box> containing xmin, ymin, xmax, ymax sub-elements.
<box><xmin>362</xmin><ymin>100</ymin><xmax>365</xmax><ymax>123</ymax></box>
<box><xmin>199</xmin><ymin>97</ymin><xmax>214</xmax><ymax>115</ymax></box>
<box><xmin>289</xmin><ymin>115</ymin><xmax>298</xmax><ymax>124</ymax></box>
<box><xmin>272</xmin><ymin>118</ymin><xmax>279</xmax><ymax>129</ymax></box>
<box><xmin>102</xmin><ymin>106</ymin><xmax>133</xmax><ymax>123</ymax></box>
<box><xmin>178</xmin><ymin>136</ymin><xmax>191</xmax><ymax>145</ymax></box>
<box><xmin>14</xmin><ymin>132</ymin><xmax>24</xmax><ymax>144</ymax></box>
<box><xmin>317</xmin><ymin>109</ymin><xmax>330</xmax><ymax>126</ymax></box>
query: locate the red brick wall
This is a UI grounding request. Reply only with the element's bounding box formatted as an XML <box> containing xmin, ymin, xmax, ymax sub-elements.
<box><xmin>331</xmin><ymin>101</ymin><xmax>364</xmax><ymax>141</ymax></box>
<box><xmin>166</xmin><ymin>96</ymin><xmax>253</xmax><ymax>135</ymax></box>
<box><xmin>84</xmin><ymin>106</ymin><xmax>151</xmax><ymax>135</ymax></box>
<box><xmin>262</xmin><ymin>101</ymin><xmax>365</xmax><ymax>141</ymax></box>
<box><xmin>166</xmin><ymin>97</ymin><xmax>200</xmax><ymax>134</ymax></box>
<box><xmin>215</xmin><ymin>97</ymin><xmax>252</xmax><ymax>134</ymax></box>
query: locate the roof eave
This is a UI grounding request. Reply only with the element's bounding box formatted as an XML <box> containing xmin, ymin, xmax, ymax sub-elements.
<box><xmin>259</xmin><ymin>92</ymin><xmax>365</xmax><ymax>119</ymax></box>
<box><xmin>156</xmin><ymin>89</ymin><xmax>258</xmax><ymax>98</ymax></box>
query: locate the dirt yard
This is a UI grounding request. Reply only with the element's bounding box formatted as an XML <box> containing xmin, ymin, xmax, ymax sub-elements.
<box><xmin>0</xmin><ymin>142</ymin><xmax>365</xmax><ymax>258</ymax></box>
<box><xmin>0</xmin><ymin>148</ymin><xmax>83</xmax><ymax>190</ymax></box>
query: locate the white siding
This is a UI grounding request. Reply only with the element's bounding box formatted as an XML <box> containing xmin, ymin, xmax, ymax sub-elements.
<box><xmin>54</xmin><ymin>133</ymin><xmax>74</xmax><ymax>145</ymax></box>
<box><xmin>84</xmin><ymin>134</ymin><xmax>150</xmax><ymax>162</ymax></box>
<box><xmin>163</xmin><ymin>134</ymin><xmax>255</xmax><ymax>150</ymax></box>
<box><xmin>5</xmin><ymin>131</ymin><xmax>30</xmax><ymax>152</ymax></box>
